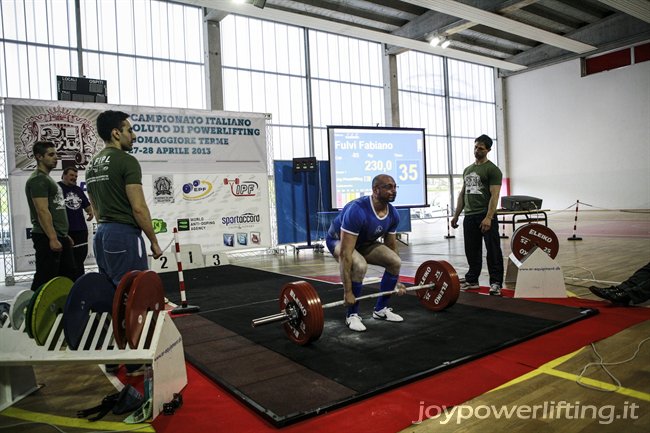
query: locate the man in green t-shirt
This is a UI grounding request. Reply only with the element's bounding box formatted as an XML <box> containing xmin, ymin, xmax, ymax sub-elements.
<box><xmin>450</xmin><ymin>134</ymin><xmax>504</xmax><ymax>296</ymax></box>
<box><xmin>87</xmin><ymin>110</ymin><xmax>162</xmax><ymax>377</ymax></box>
<box><xmin>25</xmin><ymin>141</ymin><xmax>76</xmax><ymax>290</ymax></box>
<box><xmin>86</xmin><ymin>110</ymin><xmax>162</xmax><ymax>287</ymax></box>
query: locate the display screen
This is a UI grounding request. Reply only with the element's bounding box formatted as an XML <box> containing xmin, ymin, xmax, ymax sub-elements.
<box><xmin>327</xmin><ymin>126</ymin><xmax>428</xmax><ymax>210</ymax></box>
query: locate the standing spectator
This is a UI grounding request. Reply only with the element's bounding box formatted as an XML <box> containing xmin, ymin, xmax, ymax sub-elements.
<box><xmin>25</xmin><ymin>141</ymin><xmax>76</xmax><ymax>290</ymax></box>
<box><xmin>86</xmin><ymin>109</ymin><xmax>162</xmax><ymax>286</ymax></box>
<box><xmin>450</xmin><ymin>134</ymin><xmax>504</xmax><ymax>296</ymax></box>
<box><xmin>86</xmin><ymin>110</ymin><xmax>162</xmax><ymax>376</ymax></box>
<box><xmin>58</xmin><ymin>167</ymin><xmax>94</xmax><ymax>280</ymax></box>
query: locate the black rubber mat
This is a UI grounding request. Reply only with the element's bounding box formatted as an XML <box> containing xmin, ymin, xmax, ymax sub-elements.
<box><xmin>161</xmin><ymin>265</ymin><xmax>597</xmax><ymax>426</ymax></box>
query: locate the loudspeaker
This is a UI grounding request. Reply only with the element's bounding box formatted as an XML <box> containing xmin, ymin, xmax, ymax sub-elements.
<box><xmin>292</xmin><ymin>157</ymin><xmax>317</xmax><ymax>173</ymax></box>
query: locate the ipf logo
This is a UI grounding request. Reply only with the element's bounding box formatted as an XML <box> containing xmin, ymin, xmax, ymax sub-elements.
<box><xmin>182</xmin><ymin>179</ymin><xmax>213</xmax><ymax>200</ymax></box>
<box><xmin>224</xmin><ymin>177</ymin><xmax>258</xmax><ymax>197</ymax></box>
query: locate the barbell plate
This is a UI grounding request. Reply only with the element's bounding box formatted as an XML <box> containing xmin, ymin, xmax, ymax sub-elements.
<box><xmin>24</xmin><ymin>283</ymin><xmax>47</xmax><ymax>338</ymax></box>
<box><xmin>414</xmin><ymin>260</ymin><xmax>460</xmax><ymax>311</ymax></box>
<box><xmin>10</xmin><ymin>289</ymin><xmax>33</xmax><ymax>330</ymax></box>
<box><xmin>0</xmin><ymin>302</ymin><xmax>9</xmax><ymax>327</ymax></box>
<box><xmin>511</xmin><ymin>223</ymin><xmax>559</xmax><ymax>261</ymax></box>
<box><xmin>63</xmin><ymin>272</ymin><xmax>115</xmax><ymax>350</ymax></box>
<box><xmin>31</xmin><ymin>277</ymin><xmax>74</xmax><ymax>345</ymax></box>
<box><xmin>112</xmin><ymin>270</ymin><xmax>141</xmax><ymax>350</ymax></box>
<box><xmin>125</xmin><ymin>270</ymin><xmax>165</xmax><ymax>349</ymax></box>
<box><xmin>280</xmin><ymin>281</ymin><xmax>324</xmax><ymax>345</ymax></box>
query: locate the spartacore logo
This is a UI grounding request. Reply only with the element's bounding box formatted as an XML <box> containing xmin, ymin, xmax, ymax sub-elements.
<box><xmin>223</xmin><ymin>177</ymin><xmax>259</xmax><ymax>197</ymax></box>
<box><xmin>221</xmin><ymin>213</ymin><xmax>261</xmax><ymax>226</ymax></box>
<box><xmin>182</xmin><ymin>179</ymin><xmax>213</xmax><ymax>200</ymax></box>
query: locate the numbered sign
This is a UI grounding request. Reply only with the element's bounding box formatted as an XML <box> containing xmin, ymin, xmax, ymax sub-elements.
<box><xmin>204</xmin><ymin>252</ymin><xmax>229</xmax><ymax>267</ymax></box>
<box><xmin>149</xmin><ymin>244</ymin><xmax>205</xmax><ymax>272</ymax></box>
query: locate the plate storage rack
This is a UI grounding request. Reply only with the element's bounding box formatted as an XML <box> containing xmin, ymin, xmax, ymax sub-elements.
<box><xmin>0</xmin><ymin>310</ymin><xmax>187</xmax><ymax>420</ymax></box>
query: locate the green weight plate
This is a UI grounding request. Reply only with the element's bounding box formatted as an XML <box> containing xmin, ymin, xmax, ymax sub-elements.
<box><xmin>25</xmin><ymin>283</ymin><xmax>47</xmax><ymax>338</ymax></box>
<box><xmin>31</xmin><ymin>277</ymin><xmax>74</xmax><ymax>345</ymax></box>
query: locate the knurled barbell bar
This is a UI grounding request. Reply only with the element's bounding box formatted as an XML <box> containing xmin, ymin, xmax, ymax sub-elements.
<box><xmin>251</xmin><ymin>260</ymin><xmax>461</xmax><ymax>345</ymax></box>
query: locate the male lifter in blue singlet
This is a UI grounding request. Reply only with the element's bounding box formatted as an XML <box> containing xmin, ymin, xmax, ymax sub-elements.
<box><xmin>325</xmin><ymin>174</ymin><xmax>406</xmax><ymax>332</ymax></box>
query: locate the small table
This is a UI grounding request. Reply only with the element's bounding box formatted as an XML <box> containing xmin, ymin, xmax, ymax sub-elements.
<box><xmin>496</xmin><ymin>209</ymin><xmax>550</xmax><ymax>237</ymax></box>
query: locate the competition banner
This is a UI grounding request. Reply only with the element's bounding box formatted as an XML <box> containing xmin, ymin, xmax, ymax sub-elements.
<box><xmin>3</xmin><ymin>98</ymin><xmax>271</xmax><ymax>272</ymax></box>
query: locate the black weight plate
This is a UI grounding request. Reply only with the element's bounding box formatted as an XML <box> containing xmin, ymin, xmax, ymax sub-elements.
<box><xmin>63</xmin><ymin>272</ymin><xmax>116</xmax><ymax>350</ymax></box>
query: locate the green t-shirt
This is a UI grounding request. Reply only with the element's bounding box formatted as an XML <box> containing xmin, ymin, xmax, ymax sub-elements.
<box><xmin>86</xmin><ymin>147</ymin><xmax>142</xmax><ymax>227</ymax></box>
<box><xmin>462</xmin><ymin>160</ymin><xmax>502</xmax><ymax>216</ymax></box>
<box><xmin>25</xmin><ymin>170</ymin><xmax>69</xmax><ymax>237</ymax></box>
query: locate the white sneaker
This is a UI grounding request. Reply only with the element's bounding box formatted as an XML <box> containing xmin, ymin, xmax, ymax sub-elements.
<box><xmin>346</xmin><ymin>314</ymin><xmax>366</xmax><ymax>332</ymax></box>
<box><xmin>460</xmin><ymin>281</ymin><xmax>480</xmax><ymax>291</ymax></box>
<box><xmin>372</xmin><ymin>307</ymin><xmax>404</xmax><ymax>322</ymax></box>
<box><xmin>489</xmin><ymin>284</ymin><xmax>502</xmax><ymax>296</ymax></box>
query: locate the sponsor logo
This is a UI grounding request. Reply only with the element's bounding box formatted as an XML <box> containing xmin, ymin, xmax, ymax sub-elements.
<box><xmin>223</xmin><ymin>177</ymin><xmax>259</xmax><ymax>197</ymax></box>
<box><xmin>182</xmin><ymin>179</ymin><xmax>213</xmax><ymax>200</ymax></box>
<box><xmin>251</xmin><ymin>232</ymin><xmax>261</xmax><ymax>244</ymax></box>
<box><xmin>152</xmin><ymin>218</ymin><xmax>167</xmax><ymax>234</ymax></box>
<box><xmin>154</xmin><ymin>176</ymin><xmax>174</xmax><ymax>204</ymax></box>
<box><xmin>223</xmin><ymin>233</ymin><xmax>234</xmax><ymax>247</ymax></box>
<box><xmin>237</xmin><ymin>233</ymin><xmax>248</xmax><ymax>245</ymax></box>
<box><xmin>221</xmin><ymin>213</ymin><xmax>261</xmax><ymax>227</ymax></box>
<box><xmin>177</xmin><ymin>219</ymin><xmax>190</xmax><ymax>231</ymax></box>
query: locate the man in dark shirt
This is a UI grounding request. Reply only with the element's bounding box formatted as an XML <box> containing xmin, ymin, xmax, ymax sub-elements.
<box><xmin>58</xmin><ymin>167</ymin><xmax>94</xmax><ymax>280</ymax></box>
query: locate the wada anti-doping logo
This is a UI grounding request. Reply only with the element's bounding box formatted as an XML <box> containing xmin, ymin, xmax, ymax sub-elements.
<box><xmin>182</xmin><ymin>179</ymin><xmax>213</xmax><ymax>200</ymax></box>
<box><xmin>223</xmin><ymin>177</ymin><xmax>259</xmax><ymax>197</ymax></box>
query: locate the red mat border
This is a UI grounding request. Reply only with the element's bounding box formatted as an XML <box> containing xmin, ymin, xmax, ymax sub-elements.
<box><xmin>153</xmin><ymin>291</ymin><xmax>650</xmax><ymax>433</ymax></box>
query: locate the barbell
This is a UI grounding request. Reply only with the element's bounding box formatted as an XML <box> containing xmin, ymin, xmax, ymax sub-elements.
<box><xmin>251</xmin><ymin>260</ymin><xmax>461</xmax><ymax>345</ymax></box>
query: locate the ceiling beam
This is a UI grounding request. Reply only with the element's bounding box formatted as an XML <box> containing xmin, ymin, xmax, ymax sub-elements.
<box><xmin>596</xmin><ymin>0</ymin><xmax>650</xmax><ymax>24</ymax></box>
<box><xmin>400</xmin><ymin>0</ymin><xmax>596</xmax><ymax>53</ymax></box>
<box><xmin>183</xmin><ymin>0</ymin><xmax>527</xmax><ymax>71</ymax></box>
<box><xmin>503</xmin><ymin>12</ymin><xmax>650</xmax><ymax>74</ymax></box>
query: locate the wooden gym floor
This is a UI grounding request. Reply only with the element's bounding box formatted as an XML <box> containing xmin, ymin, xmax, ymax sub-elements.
<box><xmin>1</xmin><ymin>209</ymin><xmax>648</xmax><ymax>432</ymax></box>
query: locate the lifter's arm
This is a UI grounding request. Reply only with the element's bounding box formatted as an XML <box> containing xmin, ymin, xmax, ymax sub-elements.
<box><xmin>126</xmin><ymin>184</ymin><xmax>162</xmax><ymax>259</ymax></box>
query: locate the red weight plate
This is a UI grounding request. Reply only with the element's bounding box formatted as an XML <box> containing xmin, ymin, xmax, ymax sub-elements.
<box><xmin>125</xmin><ymin>271</ymin><xmax>165</xmax><ymax>349</ymax></box>
<box><xmin>31</xmin><ymin>277</ymin><xmax>74</xmax><ymax>345</ymax></box>
<box><xmin>112</xmin><ymin>270</ymin><xmax>141</xmax><ymax>349</ymax></box>
<box><xmin>511</xmin><ymin>223</ymin><xmax>559</xmax><ymax>261</ymax></box>
<box><xmin>280</xmin><ymin>281</ymin><xmax>324</xmax><ymax>345</ymax></box>
<box><xmin>414</xmin><ymin>260</ymin><xmax>460</xmax><ymax>311</ymax></box>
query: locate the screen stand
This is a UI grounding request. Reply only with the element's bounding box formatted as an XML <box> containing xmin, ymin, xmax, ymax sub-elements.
<box><xmin>293</xmin><ymin>158</ymin><xmax>323</xmax><ymax>253</ymax></box>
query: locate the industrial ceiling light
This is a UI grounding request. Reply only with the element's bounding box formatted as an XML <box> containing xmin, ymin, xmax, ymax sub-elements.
<box><xmin>429</xmin><ymin>36</ymin><xmax>441</xmax><ymax>47</ymax></box>
<box><xmin>441</xmin><ymin>39</ymin><xmax>451</xmax><ymax>49</ymax></box>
